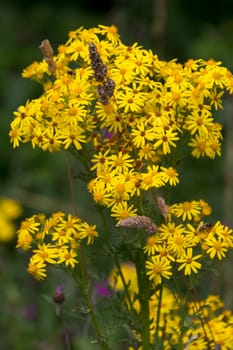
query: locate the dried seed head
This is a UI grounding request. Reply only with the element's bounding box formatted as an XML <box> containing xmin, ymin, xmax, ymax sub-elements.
<box><xmin>157</xmin><ymin>196</ymin><xmax>168</xmax><ymax>223</ymax></box>
<box><xmin>94</xmin><ymin>65</ymin><xmax>107</xmax><ymax>82</ymax></box>
<box><xmin>89</xmin><ymin>42</ymin><xmax>115</xmax><ymax>104</ymax></box>
<box><xmin>97</xmin><ymin>78</ymin><xmax>115</xmax><ymax>105</ymax></box>
<box><xmin>116</xmin><ymin>215</ymin><xmax>157</xmax><ymax>234</ymax></box>
<box><xmin>89</xmin><ymin>42</ymin><xmax>98</xmax><ymax>56</ymax></box>
<box><xmin>89</xmin><ymin>42</ymin><xmax>107</xmax><ymax>82</ymax></box>
<box><xmin>103</xmin><ymin>78</ymin><xmax>115</xmax><ymax>97</ymax></box>
<box><xmin>40</xmin><ymin>39</ymin><xmax>53</xmax><ymax>59</ymax></box>
<box><xmin>39</xmin><ymin>39</ymin><xmax>56</xmax><ymax>74</ymax></box>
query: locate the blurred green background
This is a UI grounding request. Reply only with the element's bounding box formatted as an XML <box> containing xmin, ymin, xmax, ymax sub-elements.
<box><xmin>1</xmin><ymin>0</ymin><xmax>233</xmax><ymax>349</ymax></box>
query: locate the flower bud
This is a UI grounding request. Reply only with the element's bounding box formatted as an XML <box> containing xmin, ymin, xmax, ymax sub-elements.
<box><xmin>53</xmin><ymin>285</ymin><xmax>65</xmax><ymax>304</ymax></box>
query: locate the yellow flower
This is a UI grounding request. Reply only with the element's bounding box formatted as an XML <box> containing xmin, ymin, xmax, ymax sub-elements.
<box><xmin>57</xmin><ymin>247</ymin><xmax>78</xmax><ymax>268</ymax></box>
<box><xmin>161</xmin><ymin>166</ymin><xmax>179</xmax><ymax>186</ymax></box>
<box><xmin>0</xmin><ymin>198</ymin><xmax>22</xmax><ymax>242</ymax></box>
<box><xmin>143</xmin><ymin>234</ymin><xmax>161</xmax><ymax>256</ymax></box>
<box><xmin>171</xmin><ymin>201</ymin><xmax>201</xmax><ymax>221</ymax></box>
<box><xmin>205</xmin><ymin>235</ymin><xmax>228</xmax><ymax>260</ymax></box>
<box><xmin>0</xmin><ymin>198</ymin><xmax>22</xmax><ymax>219</ymax></box>
<box><xmin>17</xmin><ymin>216</ymin><xmax>40</xmax><ymax>235</ymax></box>
<box><xmin>225</xmin><ymin>76</ymin><xmax>233</xmax><ymax>94</ymax></box>
<box><xmin>177</xmin><ymin>248</ymin><xmax>202</xmax><ymax>275</ymax></box>
<box><xmin>57</xmin><ymin>213</ymin><xmax>81</xmax><ymax>235</ymax></box>
<box><xmin>153</xmin><ymin>127</ymin><xmax>179</xmax><ymax>155</ymax></box>
<box><xmin>108</xmin><ymin>263</ymin><xmax>138</xmax><ymax>294</ymax></box>
<box><xmin>0</xmin><ymin>220</ymin><xmax>15</xmax><ymax>242</ymax></box>
<box><xmin>89</xmin><ymin>179</ymin><xmax>112</xmax><ymax>207</ymax></box>
<box><xmin>51</xmin><ymin>228</ymin><xmax>73</xmax><ymax>245</ymax></box>
<box><xmin>9</xmin><ymin>127</ymin><xmax>23</xmax><ymax>148</ymax></box>
<box><xmin>41</xmin><ymin>128</ymin><xmax>63</xmax><ymax>152</ymax></box>
<box><xmin>111</xmin><ymin>201</ymin><xmax>137</xmax><ymax>221</ymax></box>
<box><xmin>78</xmin><ymin>222</ymin><xmax>99</xmax><ymax>245</ymax></box>
<box><xmin>188</xmin><ymin>134</ymin><xmax>212</xmax><ymax>158</ymax></box>
<box><xmin>61</xmin><ymin>125</ymin><xmax>86</xmax><ymax>150</ymax></box>
<box><xmin>131</xmin><ymin>123</ymin><xmax>155</xmax><ymax>148</ymax></box>
<box><xmin>184</xmin><ymin>110</ymin><xmax>214</xmax><ymax>136</ymax></box>
<box><xmin>215</xmin><ymin>221</ymin><xmax>233</xmax><ymax>247</ymax></box>
<box><xmin>27</xmin><ymin>255</ymin><xmax>47</xmax><ymax>280</ymax></box>
<box><xmin>91</xmin><ymin>150</ymin><xmax>111</xmax><ymax>173</ymax></box>
<box><xmin>65</xmin><ymin>38</ymin><xmax>88</xmax><ymax>61</ymax></box>
<box><xmin>108</xmin><ymin>152</ymin><xmax>133</xmax><ymax>173</ymax></box>
<box><xmin>111</xmin><ymin>60</ymin><xmax>136</xmax><ymax>85</ymax></box>
<box><xmin>33</xmin><ymin>243</ymin><xmax>58</xmax><ymax>264</ymax></box>
<box><xmin>168</xmin><ymin>233</ymin><xmax>187</xmax><ymax>257</ymax></box>
<box><xmin>22</xmin><ymin>60</ymin><xmax>48</xmax><ymax>79</ymax></box>
<box><xmin>110</xmin><ymin>174</ymin><xmax>135</xmax><ymax>203</ymax></box>
<box><xmin>146</xmin><ymin>256</ymin><xmax>172</xmax><ymax>285</ymax></box>
<box><xmin>199</xmin><ymin>199</ymin><xmax>212</xmax><ymax>216</ymax></box>
<box><xmin>140</xmin><ymin>165</ymin><xmax>165</xmax><ymax>190</ymax></box>
<box><xmin>138</xmin><ymin>143</ymin><xmax>156</xmax><ymax>161</ymax></box>
<box><xmin>158</xmin><ymin>222</ymin><xmax>185</xmax><ymax>239</ymax></box>
<box><xmin>98</xmin><ymin>24</ymin><xmax>119</xmax><ymax>43</ymax></box>
<box><xmin>16</xmin><ymin>231</ymin><xmax>33</xmax><ymax>250</ymax></box>
<box><xmin>117</xmin><ymin>86</ymin><xmax>146</xmax><ymax>113</ymax></box>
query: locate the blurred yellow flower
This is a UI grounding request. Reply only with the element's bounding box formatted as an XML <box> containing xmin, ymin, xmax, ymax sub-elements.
<box><xmin>0</xmin><ymin>198</ymin><xmax>22</xmax><ymax>242</ymax></box>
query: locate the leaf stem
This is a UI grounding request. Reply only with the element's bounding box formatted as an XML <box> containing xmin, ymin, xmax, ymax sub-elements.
<box><xmin>155</xmin><ymin>284</ymin><xmax>163</xmax><ymax>340</ymax></box>
<box><xmin>73</xmin><ymin>246</ymin><xmax>111</xmax><ymax>350</ymax></box>
<box><xmin>135</xmin><ymin>235</ymin><xmax>150</xmax><ymax>350</ymax></box>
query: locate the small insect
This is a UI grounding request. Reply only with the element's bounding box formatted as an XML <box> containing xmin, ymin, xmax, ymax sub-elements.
<box><xmin>197</xmin><ymin>222</ymin><xmax>213</xmax><ymax>233</ymax></box>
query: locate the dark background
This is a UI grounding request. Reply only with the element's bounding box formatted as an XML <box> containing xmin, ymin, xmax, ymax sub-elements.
<box><xmin>1</xmin><ymin>1</ymin><xmax>233</xmax><ymax>349</ymax></box>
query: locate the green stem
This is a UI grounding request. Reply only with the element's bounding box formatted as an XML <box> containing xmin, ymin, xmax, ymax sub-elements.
<box><xmin>98</xmin><ymin>206</ymin><xmax>111</xmax><ymax>242</ymax></box>
<box><xmin>66</xmin><ymin>147</ymin><xmax>110</xmax><ymax>349</ymax></box>
<box><xmin>74</xmin><ymin>245</ymin><xmax>111</xmax><ymax>350</ymax></box>
<box><xmin>155</xmin><ymin>284</ymin><xmax>163</xmax><ymax>340</ymax></box>
<box><xmin>114</xmin><ymin>255</ymin><xmax>135</xmax><ymax>313</ymax></box>
<box><xmin>135</xmin><ymin>239</ymin><xmax>150</xmax><ymax>350</ymax></box>
<box><xmin>55</xmin><ymin>305</ymin><xmax>72</xmax><ymax>350</ymax></box>
<box><xmin>173</xmin><ymin>272</ymin><xmax>189</xmax><ymax>349</ymax></box>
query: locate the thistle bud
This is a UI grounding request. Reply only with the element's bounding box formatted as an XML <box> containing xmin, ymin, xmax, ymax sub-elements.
<box><xmin>53</xmin><ymin>285</ymin><xmax>65</xmax><ymax>304</ymax></box>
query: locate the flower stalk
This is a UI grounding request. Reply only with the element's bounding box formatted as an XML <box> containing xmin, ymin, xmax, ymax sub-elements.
<box><xmin>73</xmin><ymin>246</ymin><xmax>111</xmax><ymax>350</ymax></box>
<box><xmin>135</xmin><ymin>232</ymin><xmax>150</xmax><ymax>350</ymax></box>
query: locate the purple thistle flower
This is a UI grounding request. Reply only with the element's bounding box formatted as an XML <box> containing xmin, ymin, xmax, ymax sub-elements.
<box><xmin>95</xmin><ymin>281</ymin><xmax>111</xmax><ymax>298</ymax></box>
<box><xmin>23</xmin><ymin>304</ymin><xmax>37</xmax><ymax>320</ymax></box>
<box><xmin>53</xmin><ymin>285</ymin><xmax>65</xmax><ymax>304</ymax></box>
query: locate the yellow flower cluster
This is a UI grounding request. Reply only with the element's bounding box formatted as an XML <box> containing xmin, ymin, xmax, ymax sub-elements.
<box><xmin>9</xmin><ymin>25</ymin><xmax>233</xmax><ymax>222</ymax></box>
<box><xmin>10</xmin><ymin>24</ymin><xmax>233</xmax><ymax>279</ymax></box>
<box><xmin>0</xmin><ymin>197</ymin><xmax>22</xmax><ymax>242</ymax></box>
<box><xmin>145</xmin><ymin>199</ymin><xmax>233</xmax><ymax>283</ymax></box>
<box><xmin>16</xmin><ymin>212</ymin><xmax>98</xmax><ymax>279</ymax></box>
<box><xmin>111</xmin><ymin>263</ymin><xmax>233</xmax><ymax>350</ymax></box>
<box><xmin>10</xmin><ymin>23</ymin><xmax>233</xmax><ymax>349</ymax></box>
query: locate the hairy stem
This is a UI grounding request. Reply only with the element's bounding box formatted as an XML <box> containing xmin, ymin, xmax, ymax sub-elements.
<box><xmin>66</xmin><ymin>152</ymin><xmax>110</xmax><ymax>350</ymax></box>
<box><xmin>135</xmin><ymin>237</ymin><xmax>150</xmax><ymax>349</ymax></box>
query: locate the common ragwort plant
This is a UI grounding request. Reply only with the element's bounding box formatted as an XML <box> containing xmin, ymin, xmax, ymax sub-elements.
<box><xmin>10</xmin><ymin>25</ymin><xmax>233</xmax><ymax>349</ymax></box>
